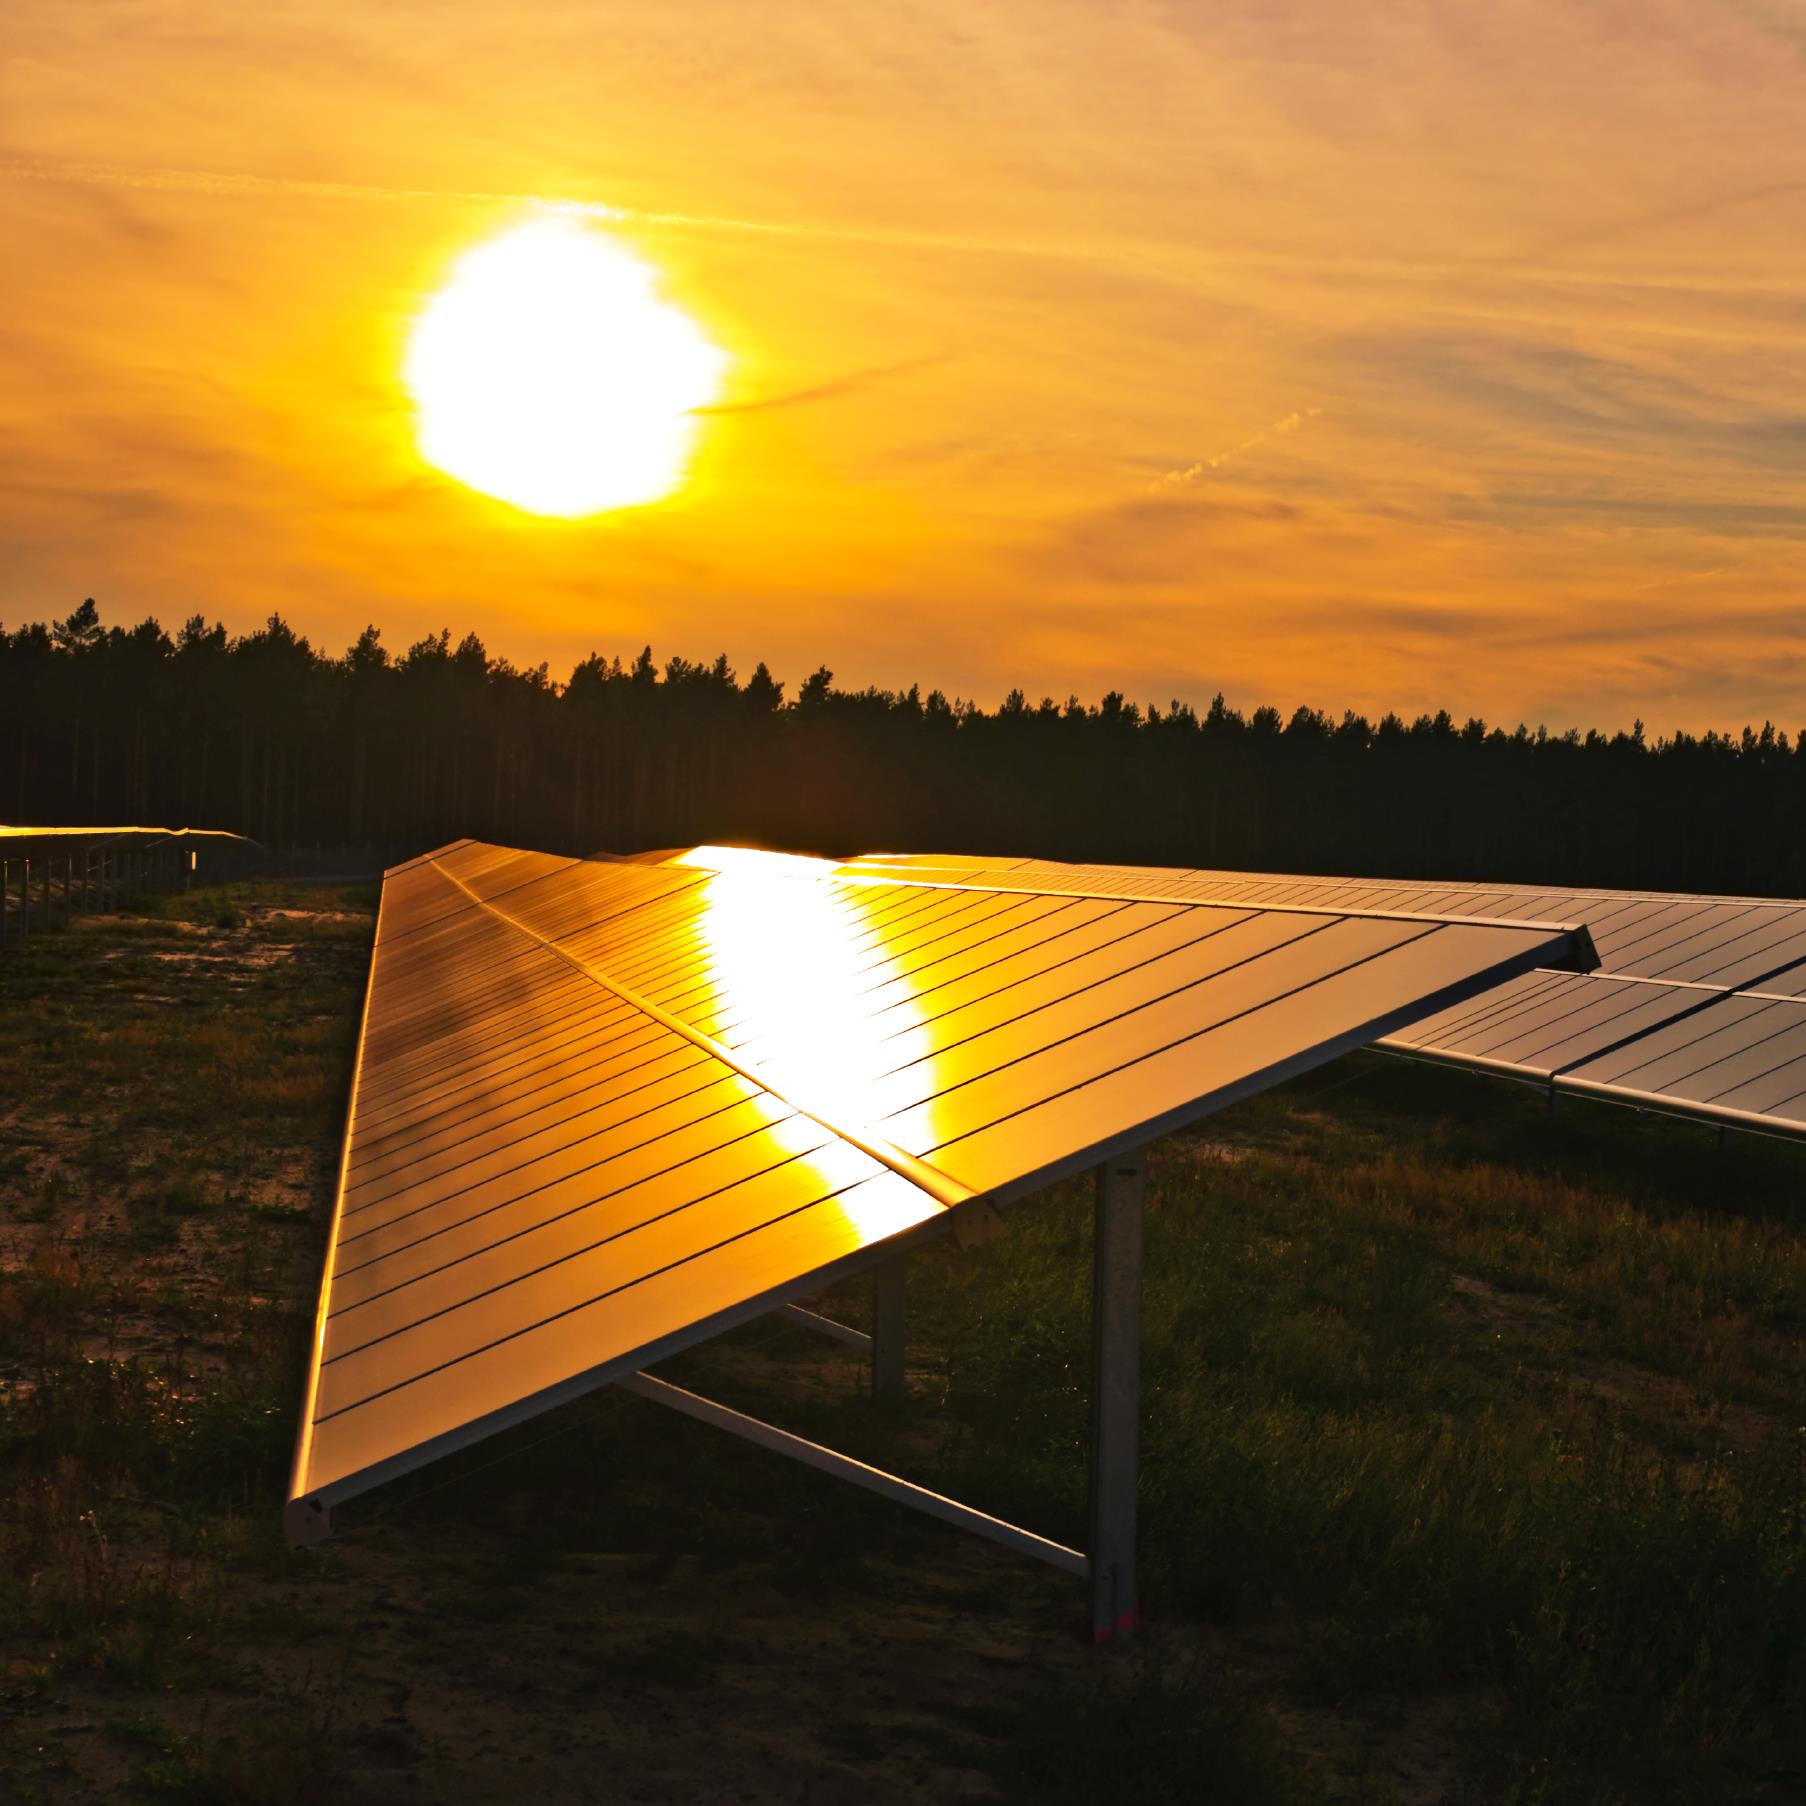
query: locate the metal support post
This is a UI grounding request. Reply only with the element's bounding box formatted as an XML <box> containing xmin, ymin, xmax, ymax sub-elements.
<box><xmin>1090</xmin><ymin>1144</ymin><xmax>1145</xmax><ymax>1644</ymax></box>
<box><xmin>21</xmin><ymin>859</ymin><xmax>31</xmax><ymax>941</ymax></box>
<box><xmin>872</xmin><ymin>1256</ymin><xmax>907</xmax><ymax>1397</ymax></box>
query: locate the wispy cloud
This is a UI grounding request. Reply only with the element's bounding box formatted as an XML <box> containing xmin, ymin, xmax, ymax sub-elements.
<box><xmin>0</xmin><ymin>156</ymin><xmax>1109</xmax><ymax>264</ymax></box>
<box><xmin>1156</xmin><ymin>408</ymin><xmax>1321</xmax><ymax>488</ymax></box>
<box><xmin>694</xmin><ymin>354</ymin><xmax>949</xmax><ymax>416</ymax></box>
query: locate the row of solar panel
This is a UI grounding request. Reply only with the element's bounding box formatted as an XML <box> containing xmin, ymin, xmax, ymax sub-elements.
<box><xmin>291</xmin><ymin>840</ymin><xmax>1584</xmax><ymax>1523</ymax></box>
<box><xmin>836</xmin><ymin>852</ymin><xmax>1806</xmax><ymax>1136</ymax></box>
<box><xmin>839</xmin><ymin>854</ymin><xmax>1806</xmax><ymax>993</ymax></box>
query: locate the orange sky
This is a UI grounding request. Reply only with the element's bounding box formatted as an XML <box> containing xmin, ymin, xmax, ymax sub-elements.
<box><xmin>4</xmin><ymin>2</ymin><xmax>1804</xmax><ymax>730</ymax></box>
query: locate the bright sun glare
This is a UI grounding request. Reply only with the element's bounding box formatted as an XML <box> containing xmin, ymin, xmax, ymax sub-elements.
<box><xmin>405</xmin><ymin>215</ymin><xmax>727</xmax><ymax>518</ymax></box>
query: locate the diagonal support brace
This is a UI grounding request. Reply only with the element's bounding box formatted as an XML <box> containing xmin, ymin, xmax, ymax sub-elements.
<box><xmin>618</xmin><ymin>1370</ymin><xmax>1087</xmax><ymax>1577</ymax></box>
<box><xmin>777</xmin><ymin>1302</ymin><xmax>872</xmax><ymax>1351</ymax></box>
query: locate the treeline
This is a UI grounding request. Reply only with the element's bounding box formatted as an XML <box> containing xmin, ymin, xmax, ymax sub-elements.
<box><xmin>5</xmin><ymin>598</ymin><xmax>1805</xmax><ymax>896</ymax></box>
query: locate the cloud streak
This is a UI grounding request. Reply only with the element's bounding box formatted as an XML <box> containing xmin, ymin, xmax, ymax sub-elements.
<box><xmin>0</xmin><ymin>156</ymin><xmax>1112</xmax><ymax>265</ymax></box>
<box><xmin>693</xmin><ymin>354</ymin><xmax>950</xmax><ymax>416</ymax></box>
<box><xmin>1157</xmin><ymin>408</ymin><xmax>1322</xmax><ymax>487</ymax></box>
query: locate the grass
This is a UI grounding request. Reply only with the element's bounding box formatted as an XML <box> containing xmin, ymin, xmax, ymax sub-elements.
<box><xmin>2</xmin><ymin>881</ymin><xmax>1802</xmax><ymax>1802</ymax></box>
<box><xmin>666</xmin><ymin>1069</ymin><xmax>1806</xmax><ymax>1800</ymax></box>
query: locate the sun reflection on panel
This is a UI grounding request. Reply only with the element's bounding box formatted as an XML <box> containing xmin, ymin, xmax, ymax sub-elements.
<box><xmin>826</xmin><ymin>1172</ymin><xmax>946</xmax><ymax>1245</ymax></box>
<box><xmin>674</xmin><ymin>846</ymin><xmax>937</xmax><ymax>1140</ymax></box>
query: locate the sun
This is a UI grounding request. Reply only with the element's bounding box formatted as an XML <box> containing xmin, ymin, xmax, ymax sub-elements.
<box><xmin>404</xmin><ymin>215</ymin><xmax>727</xmax><ymax>518</ymax></box>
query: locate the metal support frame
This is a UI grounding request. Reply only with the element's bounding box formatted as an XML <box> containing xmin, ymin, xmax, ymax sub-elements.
<box><xmin>1090</xmin><ymin>1145</ymin><xmax>1145</xmax><ymax>1643</ymax></box>
<box><xmin>620</xmin><ymin>1150</ymin><xmax>1148</xmax><ymax>1640</ymax></box>
<box><xmin>618</xmin><ymin>1370</ymin><xmax>1088</xmax><ymax>1577</ymax></box>
<box><xmin>777</xmin><ymin>1302</ymin><xmax>871</xmax><ymax>1352</ymax></box>
<box><xmin>871</xmin><ymin>1255</ymin><xmax>907</xmax><ymax>1397</ymax></box>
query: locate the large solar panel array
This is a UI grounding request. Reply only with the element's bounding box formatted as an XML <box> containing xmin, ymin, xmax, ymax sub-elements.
<box><xmin>288</xmin><ymin>840</ymin><xmax>1590</xmax><ymax>1534</ymax></box>
<box><xmin>838</xmin><ymin>854</ymin><xmax>1806</xmax><ymax>1140</ymax></box>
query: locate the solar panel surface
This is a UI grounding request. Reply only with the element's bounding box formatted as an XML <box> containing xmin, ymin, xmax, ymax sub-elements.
<box><xmin>288</xmin><ymin>841</ymin><xmax>1591</xmax><ymax>1536</ymax></box>
<box><xmin>837</xmin><ymin>854</ymin><xmax>1806</xmax><ymax>1137</ymax></box>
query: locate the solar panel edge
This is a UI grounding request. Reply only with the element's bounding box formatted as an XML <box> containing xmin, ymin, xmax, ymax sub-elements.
<box><xmin>1565</xmin><ymin>1071</ymin><xmax>1806</xmax><ymax>1141</ymax></box>
<box><xmin>284</xmin><ymin>1196</ymin><xmax>958</xmax><ymax>1535</ymax></box>
<box><xmin>287</xmin><ymin>865</ymin><xmax>390</xmax><ymax>1533</ymax></box>
<box><xmin>834</xmin><ymin>851</ymin><xmax>1806</xmax><ymax>914</ymax></box>
<box><xmin>916</xmin><ymin>917</ymin><xmax>1588</xmax><ymax>1206</ymax></box>
<box><xmin>837</xmin><ymin>867</ymin><xmax>1603</xmax><ymax>952</ymax></box>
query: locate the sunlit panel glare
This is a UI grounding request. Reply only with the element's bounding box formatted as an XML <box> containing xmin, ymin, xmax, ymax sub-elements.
<box><xmin>761</xmin><ymin>1119</ymin><xmax>942</xmax><ymax>1246</ymax></box>
<box><xmin>676</xmin><ymin>845</ymin><xmax>832</xmax><ymax>879</ymax></box>
<box><xmin>405</xmin><ymin>216</ymin><xmax>726</xmax><ymax>517</ymax></box>
<box><xmin>681</xmin><ymin>850</ymin><xmax>937</xmax><ymax>1157</ymax></box>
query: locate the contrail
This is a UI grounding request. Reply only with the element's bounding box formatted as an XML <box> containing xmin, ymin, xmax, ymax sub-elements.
<box><xmin>1</xmin><ymin>156</ymin><xmax>1105</xmax><ymax>264</ymax></box>
<box><xmin>1156</xmin><ymin>406</ymin><xmax>1322</xmax><ymax>488</ymax></box>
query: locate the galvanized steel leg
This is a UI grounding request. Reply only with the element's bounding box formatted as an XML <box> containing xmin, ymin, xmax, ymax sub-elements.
<box><xmin>1090</xmin><ymin>1145</ymin><xmax>1145</xmax><ymax>1644</ymax></box>
<box><xmin>871</xmin><ymin>1256</ymin><xmax>906</xmax><ymax>1397</ymax></box>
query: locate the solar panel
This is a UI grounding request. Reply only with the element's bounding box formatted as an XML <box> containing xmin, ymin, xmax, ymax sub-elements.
<box><xmin>840</xmin><ymin>853</ymin><xmax>1806</xmax><ymax>1138</ymax></box>
<box><xmin>287</xmin><ymin>841</ymin><xmax>1590</xmax><ymax>1538</ymax></box>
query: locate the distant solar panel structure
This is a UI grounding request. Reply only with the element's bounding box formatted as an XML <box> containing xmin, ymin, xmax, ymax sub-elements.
<box><xmin>1</xmin><ymin>824</ymin><xmax>259</xmax><ymax>947</ymax></box>
<box><xmin>290</xmin><ymin>839</ymin><xmax>1594</xmax><ymax>1638</ymax></box>
<box><xmin>838</xmin><ymin>854</ymin><xmax>1806</xmax><ymax>1143</ymax></box>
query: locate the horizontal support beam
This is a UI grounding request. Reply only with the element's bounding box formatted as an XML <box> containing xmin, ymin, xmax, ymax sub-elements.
<box><xmin>777</xmin><ymin>1303</ymin><xmax>872</xmax><ymax>1352</ymax></box>
<box><xmin>618</xmin><ymin>1370</ymin><xmax>1088</xmax><ymax>1578</ymax></box>
<box><xmin>1378</xmin><ymin>1047</ymin><xmax>1806</xmax><ymax>1146</ymax></box>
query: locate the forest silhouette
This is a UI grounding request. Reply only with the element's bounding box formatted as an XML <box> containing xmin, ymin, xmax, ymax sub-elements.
<box><xmin>6</xmin><ymin>598</ymin><xmax>1804</xmax><ymax>896</ymax></box>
